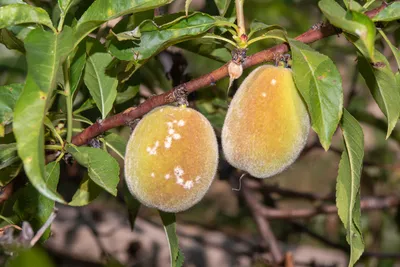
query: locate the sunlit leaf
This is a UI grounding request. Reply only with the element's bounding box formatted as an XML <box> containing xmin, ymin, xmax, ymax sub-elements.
<box><xmin>13</xmin><ymin>27</ymin><xmax>73</xmax><ymax>203</ymax></box>
<box><xmin>319</xmin><ymin>0</ymin><xmax>375</xmax><ymax>61</ymax></box>
<box><xmin>336</xmin><ymin>109</ymin><xmax>364</xmax><ymax>266</ymax></box>
<box><xmin>288</xmin><ymin>39</ymin><xmax>343</xmax><ymax>150</ymax></box>
<box><xmin>111</xmin><ymin>12</ymin><xmax>218</xmax><ymax>81</ymax></box>
<box><xmin>74</xmin><ymin>0</ymin><xmax>174</xmax><ymax>47</ymax></box>
<box><xmin>0</xmin><ymin>4</ymin><xmax>55</xmax><ymax>31</ymax></box>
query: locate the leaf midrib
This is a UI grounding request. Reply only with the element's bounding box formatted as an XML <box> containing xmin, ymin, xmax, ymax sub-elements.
<box><xmin>87</xmin><ymin>56</ymin><xmax>106</xmax><ymax>118</ymax></box>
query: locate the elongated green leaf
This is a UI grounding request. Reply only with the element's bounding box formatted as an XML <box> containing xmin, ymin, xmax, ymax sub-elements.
<box><xmin>159</xmin><ymin>211</ymin><xmax>185</xmax><ymax>267</ymax></box>
<box><xmin>288</xmin><ymin>39</ymin><xmax>343</xmax><ymax>150</ymax></box>
<box><xmin>104</xmin><ymin>133</ymin><xmax>127</xmax><ymax>160</ymax></box>
<box><xmin>0</xmin><ymin>4</ymin><xmax>55</xmax><ymax>31</ymax></box>
<box><xmin>357</xmin><ymin>51</ymin><xmax>400</xmax><ymax>138</ymax></box>
<box><xmin>112</xmin><ymin>12</ymin><xmax>217</xmax><ymax>62</ymax></box>
<box><xmin>373</xmin><ymin>2</ymin><xmax>400</xmax><ymax>22</ymax></box>
<box><xmin>102</xmin><ymin>132</ymin><xmax>141</xmax><ymax>229</ymax></box>
<box><xmin>58</xmin><ymin>0</ymin><xmax>79</xmax><ymax>14</ymax></box>
<box><xmin>336</xmin><ymin>109</ymin><xmax>364</xmax><ymax>266</ymax></box>
<box><xmin>84</xmin><ymin>42</ymin><xmax>118</xmax><ymax>119</ymax></box>
<box><xmin>0</xmin><ymin>28</ymin><xmax>24</xmax><ymax>53</ymax></box>
<box><xmin>319</xmin><ymin>0</ymin><xmax>375</xmax><ymax>61</ymax></box>
<box><xmin>13</xmin><ymin>161</ymin><xmax>60</xmax><ymax>241</ymax></box>
<box><xmin>69</xmin><ymin>172</ymin><xmax>102</xmax><ymax>206</ymax></box>
<box><xmin>0</xmin><ymin>143</ymin><xmax>18</xmax><ymax>169</ymax></box>
<box><xmin>0</xmin><ymin>83</ymin><xmax>23</xmax><ymax>136</ymax></box>
<box><xmin>248</xmin><ymin>20</ymin><xmax>284</xmax><ymax>39</ymax></box>
<box><xmin>67</xmin><ymin>145</ymin><xmax>119</xmax><ymax>196</ymax></box>
<box><xmin>70</xmin><ymin>42</ymin><xmax>86</xmax><ymax>95</ymax></box>
<box><xmin>116</xmin><ymin>85</ymin><xmax>139</xmax><ymax>104</ymax></box>
<box><xmin>0</xmin><ymin>161</ymin><xmax>21</xmax><ymax>186</ymax></box>
<box><xmin>13</xmin><ymin>27</ymin><xmax>73</xmax><ymax>204</ymax></box>
<box><xmin>214</xmin><ymin>0</ymin><xmax>231</xmax><ymax>16</ymax></box>
<box><xmin>378</xmin><ymin>29</ymin><xmax>400</xmax><ymax>71</ymax></box>
<box><xmin>178</xmin><ymin>40</ymin><xmax>230</xmax><ymax>63</ymax></box>
<box><xmin>74</xmin><ymin>0</ymin><xmax>173</xmax><ymax>46</ymax></box>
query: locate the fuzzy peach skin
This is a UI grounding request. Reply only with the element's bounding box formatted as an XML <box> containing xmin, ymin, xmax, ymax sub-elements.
<box><xmin>222</xmin><ymin>65</ymin><xmax>310</xmax><ymax>178</ymax></box>
<box><xmin>124</xmin><ymin>106</ymin><xmax>218</xmax><ymax>212</ymax></box>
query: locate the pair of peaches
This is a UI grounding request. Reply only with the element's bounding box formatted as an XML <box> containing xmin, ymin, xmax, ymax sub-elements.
<box><xmin>124</xmin><ymin>65</ymin><xmax>310</xmax><ymax>212</ymax></box>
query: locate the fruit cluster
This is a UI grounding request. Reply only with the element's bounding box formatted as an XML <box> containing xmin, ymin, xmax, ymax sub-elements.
<box><xmin>125</xmin><ymin>65</ymin><xmax>310</xmax><ymax>212</ymax></box>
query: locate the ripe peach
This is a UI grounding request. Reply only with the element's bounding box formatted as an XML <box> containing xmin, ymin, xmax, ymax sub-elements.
<box><xmin>124</xmin><ymin>106</ymin><xmax>218</xmax><ymax>212</ymax></box>
<box><xmin>222</xmin><ymin>65</ymin><xmax>310</xmax><ymax>178</ymax></box>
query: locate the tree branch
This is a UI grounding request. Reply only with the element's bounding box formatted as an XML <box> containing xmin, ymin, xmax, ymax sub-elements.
<box><xmin>71</xmin><ymin>2</ymin><xmax>390</xmax><ymax>146</ymax></box>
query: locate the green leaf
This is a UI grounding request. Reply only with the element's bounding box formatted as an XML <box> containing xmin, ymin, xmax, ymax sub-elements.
<box><xmin>248</xmin><ymin>20</ymin><xmax>284</xmax><ymax>39</ymax></box>
<box><xmin>0</xmin><ymin>143</ymin><xmax>21</xmax><ymax>186</ymax></box>
<box><xmin>357</xmin><ymin>51</ymin><xmax>400</xmax><ymax>138</ymax></box>
<box><xmin>104</xmin><ymin>133</ymin><xmax>127</xmax><ymax>160</ymax></box>
<box><xmin>73</xmin><ymin>98</ymin><xmax>96</xmax><ymax>114</ymax></box>
<box><xmin>74</xmin><ymin>0</ymin><xmax>174</xmax><ymax>47</ymax></box>
<box><xmin>84</xmin><ymin>42</ymin><xmax>118</xmax><ymax>119</ymax></box>
<box><xmin>13</xmin><ymin>27</ymin><xmax>73</xmax><ymax>204</ymax></box>
<box><xmin>67</xmin><ymin>145</ymin><xmax>120</xmax><ymax>196</ymax></box>
<box><xmin>7</xmin><ymin>247</ymin><xmax>55</xmax><ymax>267</ymax></box>
<box><xmin>319</xmin><ymin>0</ymin><xmax>375</xmax><ymax>61</ymax></box>
<box><xmin>69</xmin><ymin>172</ymin><xmax>102</xmax><ymax>206</ymax></box>
<box><xmin>13</xmin><ymin>162</ymin><xmax>60</xmax><ymax>241</ymax></box>
<box><xmin>122</xmin><ymin>182</ymin><xmax>140</xmax><ymax>230</ymax></box>
<box><xmin>378</xmin><ymin>29</ymin><xmax>400</xmax><ymax>71</ymax></box>
<box><xmin>214</xmin><ymin>0</ymin><xmax>231</xmax><ymax>16</ymax></box>
<box><xmin>159</xmin><ymin>211</ymin><xmax>185</xmax><ymax>267</ymax></box>
<box><xmin>112</xmin><ymin>12</ymin><xmax>217</xmax><ymax>63</ymax></box>
<box><xmin>0</xmin><ymin>161</ymin><xmax>21</xmax><ymax>186</ymax></box>
<box><xmin>288</xmin><ymin>39</ymin><xmax>343</xmax><ymax>150</ymax></box>
<box><xmin>0</xmin><ymin>28</ymin><xmax>25</xmax><ymax>53</ymax></box>
<box><xmin>176</xmin><ymin>38</ymin><xmax>230</xmax><ymax>63</ymax></box>
<box><xmin>70</xmin><ymin>42</ymin><xmax>86</xmax><ymax>95</ymax></box>
<box><xmin>0</xmin><ymin>4</ymin><xmax>55</xmax><ymax>32</ymax></box>
<box><xmin>372</xmin><ymin>2</ymin><xmax>400</xmax><ymax>22</ymax></box>
<box><xmin>58</xmin><ymin>0</ymin><xmax>79</xmax><ymax>14</ymax></box>
<box><xmin>0</xmin><ymin>143</ymin><xmax>19</xmax><ymax>169</ymax></box>
<box><xmin>336</xmin><ymin>109</ymin><xmax>364</xmax><ymax>266</ymax></box>
<box><xmin>116</xmin><ymin>85</ymin><xmax>139</xmax><ymax>104</ymax></box>
<box><xmin>0</xmin><ymin>83</ymin><xmax>23</xmax><ymax>135</ymax></box>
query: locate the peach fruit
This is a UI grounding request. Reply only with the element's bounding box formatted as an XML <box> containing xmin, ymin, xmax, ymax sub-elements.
<box><xmin>222</xmin><ymin>65</ymin><xmax>310</xmax><ymax>178</ymax></box>
<box><xmin>124</xmin><ymin>105</ymin><xmax>218</xmax><ymax>212</ymax></box>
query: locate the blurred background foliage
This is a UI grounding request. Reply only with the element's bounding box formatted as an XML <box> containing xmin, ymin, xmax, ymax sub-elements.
<box><xmin>1</xmin><ymin>0</ymin><xmax>400</xmax><ymax>266</ymax></box>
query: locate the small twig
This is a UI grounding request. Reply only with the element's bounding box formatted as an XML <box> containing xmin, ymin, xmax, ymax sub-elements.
<box><xmin>257</xmin><ymin>195</ymin><xmax>399</xmax><ymax>220</ymax></box>
<box><xmin>30</xmin><ymin>208</ymin><xmax>58</xmax><ymax>246</ymax></box>
<box><xmin>240</xmin><ymin>179</ymin><xmax>284</xmax><ymax>264</ymax></box>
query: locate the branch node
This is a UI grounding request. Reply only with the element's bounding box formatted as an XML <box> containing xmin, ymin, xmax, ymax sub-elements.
<box><xmin>173</xmin><ymin>85</ymin><xmax>189</xmax><ymax>106</ymax></box>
